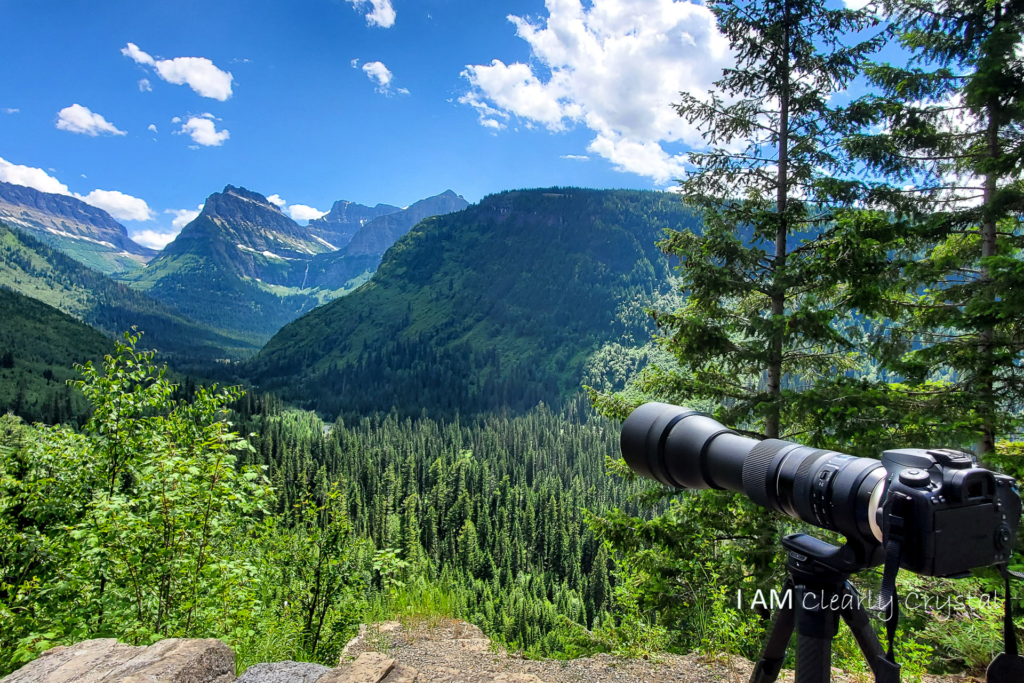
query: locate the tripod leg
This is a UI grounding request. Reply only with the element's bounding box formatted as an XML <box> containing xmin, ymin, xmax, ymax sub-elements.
<box><xmin>794</xmin><ymin>584</ymin><xmax>839</xmax><ymax>683</ymax></box>
<box><xmin>749</xmin><ymin>579</ymin><xmax>796</xmax><ymax>683</ymax></box>
<box><xmin>838</xmin><ymin>584</ymin><xmax>901</xmax><ymax>683</ymax></box>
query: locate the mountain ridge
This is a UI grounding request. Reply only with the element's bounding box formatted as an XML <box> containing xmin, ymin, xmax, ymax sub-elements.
<box><xmin>306</xmin><ymin>199</ymin><xmax>402</xmax><ymax>250</ymax></box>
<box><xmin>0</xmin><ymin>221</ymin><xmax>257</xmax><ymax>361</ymax></box>
<box><xmin>0</xmin><ymin>180</ymin><xmax>155</xmax><ymax>274</ymax></box>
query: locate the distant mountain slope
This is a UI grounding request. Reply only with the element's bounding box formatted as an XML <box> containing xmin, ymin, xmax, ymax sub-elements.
<box><xmin>0</xmin><ymin>286</ymin><xmax>112</xmax><ymax>424</ymax></box>
<box><xmin>0</xmin><ymin>222</ymin><xmax>257</xmax><ymax>360</ymax></box>
<box><xmin>305</xmin><ymin>190</ymin><xmax>468</xmax><ymax>289</ymax></box>
<box><xmin>248</xmin><ymin>188</ymin><xmax>699</xmax><ymax>419</ymax></box>
<box><xmin>124</xmin><ymin>185</ymin><xmax>467</xmax><ymax>343</ymax></box>
<box><xmin>307</xmin><ymin>200</ymin><xmax>401</xmax><ymax>250</ymax></box>
<box><xmin>0</xmin><ymin>180</ymin><xmax>155</xmax><ymax>274</ymax></box>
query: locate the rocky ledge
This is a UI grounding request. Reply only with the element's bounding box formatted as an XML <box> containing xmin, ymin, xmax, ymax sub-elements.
<box><xmin>0</xmin><ymin>620</ymin><xmax>978</xmax><ymax>683</ymax></box>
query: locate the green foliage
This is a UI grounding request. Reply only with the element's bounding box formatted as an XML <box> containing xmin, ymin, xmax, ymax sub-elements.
<box><xmin>0</xmin><ymin>333</ymin><xmax>274</xmax><ymax>673</ymax></box>
<box><xmin>232</xmin><ymin>395</ymin><xmax>653</xmax><ymax>658</ymax></box>
<box><xmin>588</xmin><ymin>487</ymin><xmax>781</xmax><ymax>654</ymax></box>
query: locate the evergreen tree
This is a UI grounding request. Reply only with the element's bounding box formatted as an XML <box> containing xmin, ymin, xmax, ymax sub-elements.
<box><xmin>842</xmin><ymin>0</ymin><xmax>1024</xmax><ymax>454</ymax></box>
<box><xmin>639</xmin><ymin>0</ymin><xmax>883</xmax><ymax>437</ymax></box>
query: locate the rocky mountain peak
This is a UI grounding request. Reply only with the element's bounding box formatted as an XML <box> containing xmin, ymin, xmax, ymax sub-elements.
<box><xmin>307</xmin><ymin>200</ymin><xmax>403</xmax><ymax>250</ymax></box>
<box><xmin>203</xmin><ymin>186</ymin><xmax>287</xmax><ymax>220</ymax></box>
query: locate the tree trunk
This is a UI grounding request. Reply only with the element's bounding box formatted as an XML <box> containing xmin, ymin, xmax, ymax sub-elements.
<box><xmin>766</xmin><ymin>1</ymin><xmax>791</xmax><ymax>440</ymax></box>
<box><xmin>978</xmin><ymin>99</ymin><xmax>1000</xmax><ymax>456</ymax></box>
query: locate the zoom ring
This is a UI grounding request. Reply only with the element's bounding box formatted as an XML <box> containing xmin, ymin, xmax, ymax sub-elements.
<box><xmin>742</xmin><ymin>439</ymin><xmax>790</xmax><ymax>510</ymax></box>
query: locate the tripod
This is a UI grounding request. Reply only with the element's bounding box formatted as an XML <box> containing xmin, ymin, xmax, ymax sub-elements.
<box><xmin>749</xmin><ymin>535</ymin><xmax>902</xmax><ymax>683</ymax></box>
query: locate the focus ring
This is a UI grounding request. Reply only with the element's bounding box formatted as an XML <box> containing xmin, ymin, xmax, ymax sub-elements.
<box><xmin>743</xmin><ymin>439</ymin><xmax>790</xmax><ymax>509</ymax></box>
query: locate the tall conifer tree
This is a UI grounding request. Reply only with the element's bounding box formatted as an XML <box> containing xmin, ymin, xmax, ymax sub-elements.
<box><xmin>645</xmin><ymin>0</ymin><xmax>884</xmax><ymax>438</ymax></box>
<box><xmin>843</xmin><ymin>0</ymin><xmax>1024</xmax><ymax>455</ymax></box>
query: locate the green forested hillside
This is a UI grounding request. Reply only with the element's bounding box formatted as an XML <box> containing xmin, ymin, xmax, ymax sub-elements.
<box><xmin>249</xmin><ymin>188</ymin><xmax>699</xmax><ymax>420</ymax></box>
<box><xmin>233</xmin><ymin>394</ymin><xmax>649</xmax><ymax>655</ymax></box>
<box><xmin>0</xmin><ymin>286</ymin><xmax>111</xmax><ymax>423</ymax></box>
<box><xmin>0</xmin><ymin>222</ymin><xmax>257</xmax><ymax>360</ymax></box>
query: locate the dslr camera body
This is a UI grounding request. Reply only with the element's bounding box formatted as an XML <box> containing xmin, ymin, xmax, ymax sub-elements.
<box><xmin>879</xmin><ymin>448</ymin><xmax>1020</xmax><ymax>577</ymax></box>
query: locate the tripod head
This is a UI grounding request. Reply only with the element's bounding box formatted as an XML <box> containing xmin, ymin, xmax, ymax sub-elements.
<box><xmin>782</xmin><ymin>533</ymin><xmax>884</xmax><ymax>579</ymax></box>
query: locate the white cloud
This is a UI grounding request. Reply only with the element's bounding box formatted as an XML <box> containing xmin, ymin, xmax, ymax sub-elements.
<box><xmin>461</xmin><ymin>0</ymin><xmax>732</xmax><ymax>184</ymax></box>
<box><xmin>177</xmin><ymin>115</ymin><xmax>230</xmax><ymax>146</ymax></box>
<box><xmin>362</xmin><ymin>61</ymin><xmax>393</xmax><ymax>93</ymax></box>
<box><xmin>122</xmin><ymin>43</ymin><xmax>234</xmax><ymax>101</ymax></box>
<box><xmin>346</xmin><ymin>0</ymin><xmax>396</xmax><ymax>28</ymax></box>
<box><xmin>56</xmin><ymin>104</ymin><xmax>127</xmax><ymax>137</ymax></box>
<box><xmin>166</xmin><ymin>207</ymin><xmax>201</xmax><ymax>229</ymax></box>
<box><xmin>287</xmin><ymin>204</ymin><xmax>327</xmax><ymax>221</ymax></box>
<box><xmin>132</xmin><ymin>229</ymin><xmax>179</xmax><ymax>250</ymax></box>
<box><xmin>843</xmin><ymin>0</ymin><xmax>872</xmax><ymax>8</ymax></box>
<box><xmin>351</xmin><ymin>58</ymin><xmax>360</xmax><ymax>69</ymax></box>
<box><xmin>267</xmin><ymin>194</ymin><xmax>287</xmax><ymax>208</ymax></box>
<box><xmin>2</xmin><ymin>108</ymin><xmax>18</xmax><ymax>114</ymax></box>
<box><xmin>0</xmin><ymin>157</ymin><xmax>70</xmax><ymax>194</ymax></box>
<box><xmin>75</xmin><ymin>189</ymin><xmax>155</xmax><ymax>221</ymax></box>
<box><xmin>397</xmin><ymin>87</ymin><xmax>410</xmax><ymax>95</ymax></box>
<box><xmin>148</xmin><ymin>124</ymin><xmax>158</xmax><ymax>133</ymax></box>
<box><xmin>561</xmin><ymin>154</ymin><xmax>590</xmax><ymax>161</ymax></box>
<box><xmin>0</xmin><ymin>156</ymin><xmax>156</xmax><ymax>221</ymax></box>
<box><xmin>138</xmin><ymin>78</ymin><xmax>152</xmax><ymax>92</ymax></box>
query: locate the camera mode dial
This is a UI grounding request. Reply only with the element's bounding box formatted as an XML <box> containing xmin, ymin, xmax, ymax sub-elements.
<box><xmin>899</xmin><ymin>469</ymin><xmax>931</xmax><ymax>488</ymax></box>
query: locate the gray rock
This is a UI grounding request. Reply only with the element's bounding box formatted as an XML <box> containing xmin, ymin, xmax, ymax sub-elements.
<box><xmin>0</xmin><ymin>637</ymin><xmax>235</xmax><ymax>683</ymax></box>
<box><xmin>320</xmin><ymin>653</ymin><xmax>394</xmax><ymax>683</ymax></box>
<box><xmin>235</xmin><ymin>662</ymin><xmax>330</xmax><ymax>683</ymax></box>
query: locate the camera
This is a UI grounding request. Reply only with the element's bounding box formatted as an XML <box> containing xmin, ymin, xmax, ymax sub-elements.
<box><xmin>620</xmin><ymin>402</ymin><xmax>1022</xmax><ymax>577</ymax></box>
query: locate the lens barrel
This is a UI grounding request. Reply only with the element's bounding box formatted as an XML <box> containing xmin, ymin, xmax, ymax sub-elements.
<box><xmin>621</xmin><ymin>403</ymin><xmax>885</xmax><ymax>546</ymax></box>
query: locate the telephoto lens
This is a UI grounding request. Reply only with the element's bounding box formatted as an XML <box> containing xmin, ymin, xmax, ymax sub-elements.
<box><xmin>620</xmin><ymin>403</ymin><xmax>887</xmax><ymax>551</ymax></box>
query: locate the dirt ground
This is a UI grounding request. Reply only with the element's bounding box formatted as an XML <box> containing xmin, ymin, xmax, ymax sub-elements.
<box><xmin>340</xmin><ymin>619</ymin><xmax>981</xmax><ymax>683</ymax></box>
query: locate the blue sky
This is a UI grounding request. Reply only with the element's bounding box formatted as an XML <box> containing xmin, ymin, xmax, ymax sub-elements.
<box><xmin>0</xmin><ymin>0</ymin><xmax>865</xmax><ymax>249</ymax></box>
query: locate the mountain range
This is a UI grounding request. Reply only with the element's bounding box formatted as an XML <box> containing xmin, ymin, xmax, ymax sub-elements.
<box><xmin>306</xmin><ymin>199</ymin><xmax>401</xmax><ymax>249</ymax></box>
<box><xmin>2</xmin><ymin>182</ymin><xmax>699</xmax><ymax>423</ymax></box>
<box><xmin>0</xmin><ymin>180</ymin><xmax>155</xmax><ymax>274</ymax></box>
<box><xmin>122</xmin><ymin>186</ymin><xmax>467</xmax><ymax>343</ymax></box>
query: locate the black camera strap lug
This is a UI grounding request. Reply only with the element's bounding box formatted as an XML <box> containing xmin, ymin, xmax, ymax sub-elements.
<box><xmin>874</xmin><ymin>493</ymin><xmax>908</xmax><ymax>664</ymax></box>
<box><xmin>987</xmin><ymin>564</ymin><xmax>1024</xmax><ymax>683</ymax></box>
